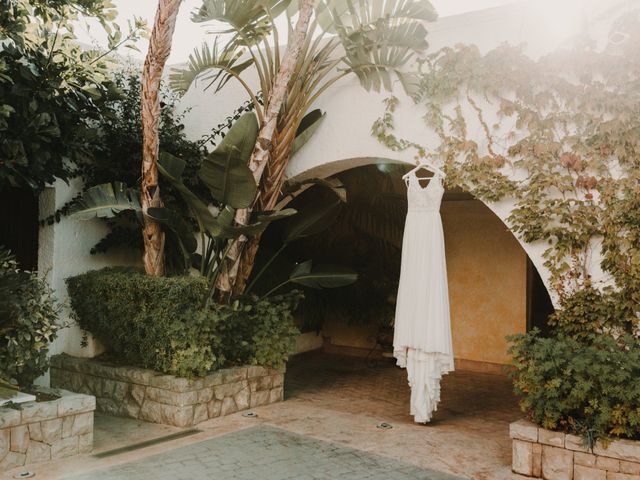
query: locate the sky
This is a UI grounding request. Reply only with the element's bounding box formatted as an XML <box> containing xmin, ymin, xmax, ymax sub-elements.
<box><xmin>75</xmin><ymin>0</ymin><xmax>521</xmax><ymax>64</ymax></box>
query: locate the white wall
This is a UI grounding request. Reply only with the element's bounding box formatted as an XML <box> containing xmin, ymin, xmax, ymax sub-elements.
<box><xmin>44</xmin><ymin>0</ymin><xmax>634</xmax><ymax>372</ymax></box>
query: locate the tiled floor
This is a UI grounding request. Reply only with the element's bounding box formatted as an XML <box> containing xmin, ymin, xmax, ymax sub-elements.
<box><xmin>3</xmin><ymin>352</ymin><xmax>525</xmax><ymax>480</ymax></box>
<box><xmin>69</xmin><ymin>425</ymin><xmax>466</xmax><ymax>480</ymax></box>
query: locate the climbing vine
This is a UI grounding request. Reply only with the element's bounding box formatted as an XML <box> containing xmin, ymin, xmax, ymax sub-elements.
<box><xmin>372</xmin><ymin>17</ymin><xmax>640</xmax><ymax>338</ymax></box>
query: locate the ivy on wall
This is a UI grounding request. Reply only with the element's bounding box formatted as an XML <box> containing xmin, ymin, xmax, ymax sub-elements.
<box><xmin>372</xmin><ymin>17</ymin><xmax>640</xmax><ymax>337</ymax></box>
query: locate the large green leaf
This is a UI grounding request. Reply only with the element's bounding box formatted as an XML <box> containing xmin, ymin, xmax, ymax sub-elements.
<box><xmin>158</xmin><ymin>152</ymin><xmax>222</xmax><ymax>237</ymax></box>
<box><xmin>291</xmin><ymin>109</ymin><xmax>326</xmax><ymax>156</ymax></box>
<box><xmin>282</xmin><ymin>198</ymin><xmax>342</xmax><ymax>243</ymax></box>
<box><xmin>199</xmin><ymin>112</ymin><xmax>258</xmax><ymax>208</ymax></box>
<box><xmin>192</xmin><ymin>0</ymin><xmax>294</xmax><ymax>45</ymax></box>
<box><xmin>289</xmin><ymin>260</ymin><xmax>358</xmax><ymax>289</ymax></box>
<box><xmin>281</xmin><ymin>177</ymin><xmax>348</xmax><ymax>203</ymax></box>
<box><xmin>69</xmin><ymin>182</ymin><xmax>141</xmax><ymax>220</ymax></box>
<box><xmin>146</xmin><ymin>207</ymin><xmax>198</xmax><ymax>254</ymax></box>
<box><xmin>218</xmin><ymin>208</ymin><xmax>297</xmax><ymax>238</ymax></box>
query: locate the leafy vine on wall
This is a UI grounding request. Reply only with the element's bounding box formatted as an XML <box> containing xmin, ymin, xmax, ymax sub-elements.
<box><xmin>372</xmin><ymin>18</ymin><xmax>640</xmax><ymax>336</ymax></box>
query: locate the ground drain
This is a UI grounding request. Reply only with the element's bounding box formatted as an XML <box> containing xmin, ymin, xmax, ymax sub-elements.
<box><xmin>376</xmin><ymin>422</ymin><xmax>393</xmax><ymax>429</ymax></box>
<box><xmin>14</xmin><ymin>472</ymin><xmax>35</xmax><ymax>479</ymax></box>
<box><xmin>241</xmin><ymin>411</ymin><xmax>258</xmax><ymax>418</ymax></box>
<box><xmin>93</xmin><ymin>429</ymin><xmax>202</xmax><ymax>458</ymax></box>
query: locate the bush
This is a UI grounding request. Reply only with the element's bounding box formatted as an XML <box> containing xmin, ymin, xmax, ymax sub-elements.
<box><xmin>0</xmin><ymin>248</ymin><xmax>60</xmax><ymax>388</ymax></box>
<box><xmin>216</xmin><ymin>292</ymin><xmax>303</xmax><ymax>369</ymax></box>
<box><xmin>508</xmin><ymin>330</ymin><xmax>640</xmax><ymax>446</ymax></box>
<box><xmin>66</xmin><ymin>268</ymin><xmax>301</xmax><ymax>377</ymax></box>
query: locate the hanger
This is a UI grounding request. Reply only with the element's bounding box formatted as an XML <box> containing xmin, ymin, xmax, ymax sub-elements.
<box><xmin>402</xmin><ymin>160</ymin><xmax>446</xmax><ymax>180</ymax></box>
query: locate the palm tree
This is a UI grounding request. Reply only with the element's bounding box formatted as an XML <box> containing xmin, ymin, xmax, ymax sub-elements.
<box><xmin>141</xmin><ymin>0</ymin><xmax>183</xmax><ymax>276</ymax></box>
<box><xmin>171</xmin><ymin>0</ymin><xmax>437</xmax><ymax>291</ymax></box>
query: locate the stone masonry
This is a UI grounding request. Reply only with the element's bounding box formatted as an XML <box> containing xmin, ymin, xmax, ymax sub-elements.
<box><xmin>0</xmin><ymin>388</ymin><xmax>95</xmax><ymax>470</ymax></box>
<box><xmin>510</xmin><ymin>419</ymin><xmax>640</xmax><ymax>479</ymax></box>
<box><xmin>50</xmin><ymin>355</ymin><xmax>285</xmax><ymax>428</ymax></box>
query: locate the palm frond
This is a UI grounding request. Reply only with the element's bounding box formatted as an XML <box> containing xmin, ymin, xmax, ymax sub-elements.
<box><xmin>169</xmin><ymin>39</ymin><xmax>253</xmax><ymax>94</ymax></box>
<box><xmin>192</xmin><ymin>0</ymin><xmax>293</xmax><ymax>45</ymax></box>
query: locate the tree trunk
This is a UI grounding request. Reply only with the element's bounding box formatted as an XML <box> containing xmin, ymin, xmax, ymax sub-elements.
<box><xmin>140</xmin><ymin>0</ymin><xmax>182</xmax><ymax>276</ymax></box>
<box><xmin>218</xmin><ymin>0</ymin><xmax>316</xmax><ymax>294</ymax></box>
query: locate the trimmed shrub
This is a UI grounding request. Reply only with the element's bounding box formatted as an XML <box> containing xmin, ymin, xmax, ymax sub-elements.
<box><xmin>508</xmin><ymin>330</ymin><xmax>640</xmax><ymax>446</ymax></box>
<box><xmin>66</xmin><ymin>268</ymin><xmax>301</xmax><ymax>377</ymax></box>
<box><xmin>0</xmin><ymin>248</ymin><xmax>60</xmax><ymax>388</ymax></box>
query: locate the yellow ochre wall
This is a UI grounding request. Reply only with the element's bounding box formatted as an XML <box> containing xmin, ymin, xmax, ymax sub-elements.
<box><xmin>441</xmin><ymin>200</ymin><xmax>527</xmax><ymax>365</ymax></box>
<box><xmin>322</xmin><ymin>198</ymin><xmax>527</xmax><ymax>366</ymax></box>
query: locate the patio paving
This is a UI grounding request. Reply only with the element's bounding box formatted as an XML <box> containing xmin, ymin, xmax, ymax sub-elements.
<box><xmin>68</xmin><ymin>425</ymin><xmax>464</xmax><ymax>480</ymax></box>
<box><xmin>2</xmin><ymin>352</ymin><xmax>525</xmax><ymax>480</ymax></box>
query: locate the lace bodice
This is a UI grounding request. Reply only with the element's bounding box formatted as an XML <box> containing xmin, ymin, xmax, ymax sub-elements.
<box><xmin>406</xmin><ymin>171</ymin><xmax>444</xmax><ymax>212</ymax></box>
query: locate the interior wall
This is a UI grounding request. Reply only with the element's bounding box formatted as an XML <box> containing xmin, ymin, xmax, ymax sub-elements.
<box><xmin>323</xmin><ymin>197</ymin><xmax>527</xmax><ymax>366</ymax></box>
<box><xmin>442</xmin><ymin>199</ymin><xmax>527</xmax><ymax>365</ymax></box>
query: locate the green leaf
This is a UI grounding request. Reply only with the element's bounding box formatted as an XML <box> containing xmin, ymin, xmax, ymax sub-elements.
<box><xmin>146</xmin><ymin>207</ymin><xmax>198</xmax><ymax>254</ymax></box>
<box><xmin>69</xmin><ymin>182</ymin><xmax>141</xmax><ymax>220</ymax></box>
<box><xmin>282</xmin><ymin>198</ymin><xmax>342</xmax><ymax>243</ymax></box>
<box><xmin>289</xmin><ymin>260</ymin><xmax>358</xmax><ymax>289</ymax></box>
<box><xmin>291</xmin><ymin>109</ymin><xmax>326</xmax><ymax>156</ymax></box>
<box><xmin>198</xmin><ymin>112</ymin><xmax>258</xmax><ymax>208</ymax></box>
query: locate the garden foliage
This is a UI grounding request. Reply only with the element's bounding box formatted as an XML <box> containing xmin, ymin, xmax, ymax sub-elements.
<box><xmin>0</xmin><ymin>247</ymin><xmax>60</xmax><ymax>388</ymax></box>
<box><xmin>66</xmin><ymin>268</ymin><xmax>301</xmax><ymax>377</ymax></box>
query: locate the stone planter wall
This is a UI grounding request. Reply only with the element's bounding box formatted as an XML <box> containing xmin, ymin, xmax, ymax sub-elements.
<box><xmin>50</xmin><ymin>355</ymin><xmax>285</xmax><ymax>428</ymax></box>
<box><xmin>510</xmin><ymin>420</ymin><xmax>640</xmax><ymax>479</ymax></box>
<box><xmin>0</xmin><ymin>388</ymin><xmax>95</xmax><ymax>470</ymax></box>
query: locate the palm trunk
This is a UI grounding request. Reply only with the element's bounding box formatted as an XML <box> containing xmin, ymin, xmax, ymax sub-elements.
<box><xmin>141</xmin><ymin>0</ymin><xmax>182</xmax><ymax>276</ymax></box>
<box><xmin>218</xmin><ymin>0</ymin><xmax>316</xmax><ymax>295</ymax></box>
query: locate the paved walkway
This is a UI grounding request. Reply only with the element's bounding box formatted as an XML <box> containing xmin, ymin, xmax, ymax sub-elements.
<box><xmin>3</xmin><ymin>352</ymin><xmax>525</xmax><ymax>480</ymax></box>
<box><xmin>69</xmin><ymin>425</ymin><xmax>465</xmax><ymax>480</ymax></box>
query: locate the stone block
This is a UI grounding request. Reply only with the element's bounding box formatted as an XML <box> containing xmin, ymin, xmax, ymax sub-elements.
<box><xmin>196</xmin><ymin>388</ymin><xmax>214</xmax><ymax>404</ymax></box>
<box><xmin>111</xmin><ymin>380</ymin><xmax>129</xmax><ymax>401</ymax></box>
<box><xmin>510</xmin><ymin>419</ymin><xmax>539</xmax><ymax>442</ymax></box>
<box><xmin>512</xmin><ymin>439</ymin><xmax>533</xmax><ymax>476</ymax></box>
<box><xmin>574</xmin><ymin>464</ymin><xmax>606</xmax><ymax>480</ymax></box>
<box><xmin>28</xmin><ymin>422</ymin><xmax>43</xmax><ymax>442</ymax></box>
<box><xmin>50</xmin><ymin>355</ymin><xmax>64</xmax><ymax>368</ymax></box>
<box><xmin>272</xmin><ymin>374</ymin><xmax>284</xmax><ymax>388</ymax></box>
<box><xmin>122</xmin><ymin>398</ymin><xmax>142</xmax><ymax>419</ymax></box>
<box><xmin>78</xmin><ymin>432</ymin><xmax>93</xmax><ymax>454</ymax></box>
<box><xmin>62</xmin><ymin>415</ymin><xmax>74</xmax><ymax>438</ymax></box>
<box><xmin>58</xmin><ymin>394</ymin><xmax>95</xmax><ymax>416</ymax></box>
<box><xmin>619</xmin><ymin>461</ymin><xmax>640</xmax><ymax>475</ymax></box>
<box><xmin>249</xmin><ymin>376</ymin><xmax>273</xmax><ymax>392</ymax></box>
<box><xmin>71</xmin><ymin>412</ymin><xmax>93</xmax><ymax>436</ymax></box>
<box><xmin>539</xmin><ymin>428</ymin><xmax>566</xmax><ymax>448</ymax></box>
<box><xmin>221</xmin><ymin>368</ymin><xmax>247</xmax><ymax>385</ymax></box>
<box><xmin>606</xmin><ymin>473</ymin><xmax>639</xmax><ymax>480</ymax></box>
<box><xmin>269</xmin><ymin>387</ymin><xmax>284</xmax><ymax>404</ymax></box>
<box><xmin>596</xmin><ymin>456</ymin><xmax>620</xmax><ymax>472</ymax></box>
<box><xmin>567</xmin><ymin>434</ymin><xmax>591</xmax><ymax>453</ymax></box>
<box><xmin>10</xmin><ymin>425</ymin><xmax>29</xmax><ymax>453</ymax></box>
<box><xmin>220</xmin><ymin>397</ymin><xmax>237</xmax><ymax>417</ymax></box>
<box><xmin>193</xmin><ymin>404</ymin><xmax>208</xmax><ymax>425</ymax></box>
<box><xmin>163</xmin><ymin>405</ymin><xmax>194</xmax><ymax>428</ymax></box>
<box><xmin>129</xmin><ymin>384</ymin><xmax>146</xmax><ymax>406</ymax></box>
<box><xmin>21</xmin><ymin>401</ymin><xmax>58</xmax><ymax>423</ymax></box>
<box><xmin>147</xmin><ymin>374</ymin><xmax>176</xmax><ymax>390</ymax></box>
<box><xmin>250</xmin><ymin>390</ymin><xmax>270</xmax><ymax>408</ymax></box>
<box><xmin>234</xmin><ymin>388</ymin><xmax>250</xmax><ymax>411</ymax></box>
<box><xmin>25</xmin><ymin>440</ymin><xmax>51</xmax><ymax>464</ymax></box>
<box><xmin>51</xmin><ymin>436</ymin><xmax>78</xmax><ymax>459</ymax></box>
<box><xmin>207</xmin><ymin>400</ymin><xmax>222</xmax><ymax>418</ymax></box>
<box><xmin>247</xmin><ymin>366</ymin><xmax>268</xmax><ymax>378</ymax></box>
<box><xmin>0</xmin><ymin>451</ymin><xmax>25</xmax><ymax>469</ymax></box>
<box><xmin>145</xmin><ymin>386</ymin><xmax>197</xmax><ymax>406</ymax></box>
<box><xmin>595</xmin><ymin>439</ymin><xmax>640</xmax><ymax>463</ymax></box>
<box><xmin>96</xmin><ymin>397</ymin><xmax>119</xmax><ymax>416</ymax></box>
<box><xmin>0</xmin><ymin>428</ymin><xmax>9</xmax><ymax>460</ymax></box>
<box><xmin>41</xmin><ymin>418</ymin><xmax>62</xmax><ymax>445</ymax></box>
<box><xmin>203</xmin><ymin>371</ymin><xmax>224</xmax><ymax>387</ymax></box>
<box><xmin>214</xmin><ymin>382</ymin><xmax>246</xmax><ymax>401</ymax></box>
<box><xmin>575</xmin><ymin>452</ymin><xmax>598</xmax><ymax>467</ymax></box>
<box><xmin>542</xmin><ymin>445</ymin><xmax>574</xmax><ymax>480</ymax></box>
<box><xmin>533</xmin><ymin>442</ymin><xmax>542</xmax><ymax>477</ymax></box>
<box><xmin>0</xmin><ymin>408</ymin><xmax>21</xmax><ymax>429</ymax></box>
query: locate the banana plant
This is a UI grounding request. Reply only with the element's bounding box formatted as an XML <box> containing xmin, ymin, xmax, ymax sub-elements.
<box><xmin>171</xmin><ymin>0</ymin><xmax>437</xmax><ymax>291</ymax></box>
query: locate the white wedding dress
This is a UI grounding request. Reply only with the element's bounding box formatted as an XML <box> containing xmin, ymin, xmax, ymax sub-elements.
<box><xmin>393</xmin><ymin>170</ymin><xmax>454</xmax><ymax>423</ymax></box>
